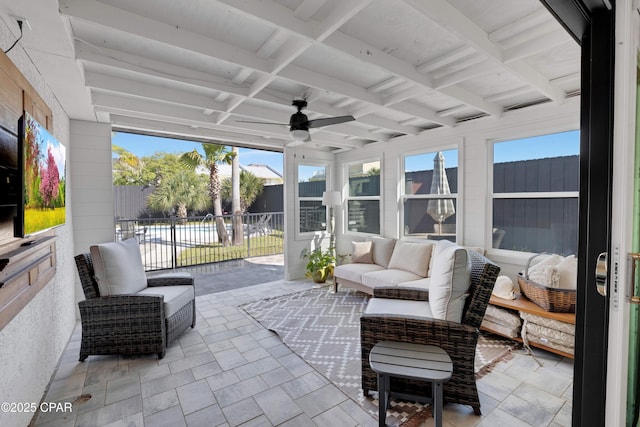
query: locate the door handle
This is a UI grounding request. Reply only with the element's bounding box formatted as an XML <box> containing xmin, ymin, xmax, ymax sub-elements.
<box><xmin>595</xmin><ymin>252</ymin><xmax>607</xmax><ymax>297</ymax></box>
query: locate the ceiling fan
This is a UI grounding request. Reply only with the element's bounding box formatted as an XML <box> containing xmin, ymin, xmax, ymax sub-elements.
<box><xmin>236</xmin><ymin>98</ymin><xmax>355</xmax><ymax>145</ymax></box>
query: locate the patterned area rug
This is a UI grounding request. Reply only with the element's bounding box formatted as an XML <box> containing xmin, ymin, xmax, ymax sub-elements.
<box><xmin>241</xmin><ymin>287</ymin><xmax>517</xmax><ymax>426</ymax></box>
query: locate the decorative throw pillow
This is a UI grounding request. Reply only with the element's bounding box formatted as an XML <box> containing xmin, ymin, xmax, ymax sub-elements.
<box><xmin>90</xmin><ymin>238</ymin><xmax>148</xmax><ymax>296</ymax></box>
<box><xmin>351</xmin><ymin>241</ymin><xmax>373</xmax><ymax>264</ymax></box>
<box><xmin>387</xmin><ymin>241</ymin><xmax>433</xmax><ymax>277</ymax></box>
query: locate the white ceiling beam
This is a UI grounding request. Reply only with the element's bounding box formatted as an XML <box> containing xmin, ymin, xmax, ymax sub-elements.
<box><xmin>278</xmin><ymin>64</ymin><xmax>381</xmax><ymax>105</ymax></box>
<box><xmin>253</xmin><ymin>92</ymin><xmax>419</xmax><ymax>135</ymax></box>
<box><xmin>416</xmin><ymin>46</ymin><xmax>476</xmax><ymax>73</ymax></box>
<box><xmin>324</xmin><ymin>32</ymin><xmax>502</xmax><ymax>116</ymax></box>
<box><xmin>75</xmin><ymin>41</ymin><xmax>251</xmax><ymax>97</ymax></box>
<box><xmin>436</xmin><ymin>105</ymin><xmax>467</xmax><ymax>117</ymax></box>
<box><xmin>76</xmin><ymin>30</ymin><xmax>417</xmax><ymax>137</ymax></box>
<box><xmin>367</xmin><ymin>77</ymin><xmax>405</xmax><ymax>93</ymax></box>
<box><xmin>382</xmin><ymin>86</ymin><xmax>424</xmax><ymax>106</ymax></box>
<box><xmin>495</xmin><ymin>21</ymin><xmax>560</xmax><ymax>50</ymax></box>
<box><xmin>391</xmin><ymin>101</ymin><xmax>455</xmax><ymax>127</ymax></box>
<box><xmin>60</xmin><ymin>0</ymin><xmax>271</xmax><ymax>73</ymax></box>
<box><xmin>488</xmin><ymin>9</ymin><xmax>552</xmax><ymax>44</ymax></box>
<box><xmin>431</xmin><ymin>55</ymin><xmax>486</xmax><ymax>79</ymax></box>
<box><xmin>85</xmin><ymin>71</ymin><xmax>227</xmax><ymax>112</ymax></box>
<box><xmin>100</xmin><ymin>97</ymin><xmax>363</xmax><ymax>149</ymax></box>
<box><xmin>503</xmin><ymin>30</ymin><xmax>571</xmax><ymax>63</ymax></box>
<box><xmin>356</xmin><ymin>115</ymin><xmax>419</xmax><ymax>136</ymax></box>
<box><xmin>484</xmin><ymin>86</ymin><xmax>533</xmax><ymax>103</ymax></box>
<box><xmin>403</xmin><ymin>0</ymin><xmax>566</xmax><ymax>103</ymax></box>
<box><xmin>294</xmin><ymin>0</ymin><xmax>327</xmax><ymax>21</ymax></box>
<box><xmin>312</xmin><ymin>0</ymin><xmax>372</xmax><ymax>41</ymax></box>
<box><xmin>256</xmin><ymin>29</ymin><xmax>288</xmax><ymax>59</ymax></box>
<box><xmin>551</xmin><ymin>73</ymin><xmax>580</xmax><ymax>86</ymax></box>
<box><xmin>434</xmin><ymin>60</ymin><xmax>499</xmax><ymax>89</ymax></box>
<box><xmin>216</xmin><ymin>0</ymin><xmax>499</xmax><ymax>119</ymax></box>
<box><xmin>110</xmin><ymin>114</ymin><xmax>288</xmax><ymax>150</ymax></box>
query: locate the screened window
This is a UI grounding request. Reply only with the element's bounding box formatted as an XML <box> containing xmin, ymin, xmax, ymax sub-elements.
<box><xmin>402</xmin><ymin>150</ymin><xmax>458</xmax><ymax>241</ymax></box>
<box><xmin>346</xmin><ymin>160</ymin><xmax>380</xmax><ymax>234</ymax></box>
<box><xmin>298</xmin><ymin>164</ymin><xmax>327</xmax><ymax>233</ymax></box>
<box><xmin>492</xmin><ymin>130</ymin><xmax>579</xmax><ymax>254</ymax></box>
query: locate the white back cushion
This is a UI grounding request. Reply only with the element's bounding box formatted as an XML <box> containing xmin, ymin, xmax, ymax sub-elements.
<box><xmin>387</xmin><ymin>241</ymin><xmax>433</xmax><ymax>277</ymax></box>
<box><xmin>351</xmin><ymin>241</ymin><xmax>373</xmax><ymax>264</ymax></box>
<box><xmin>428</xmin><ymin>240</ymin><xmax>471</xmax><ymax>322</ymax></box>
<box><xmin>370</xmin><ymin>237</ymin><xmax>396</xmax><ymax>268</ymax></box>
<box><xmin>90</xmin><ymin>238</ymin><xmax>148</xmax><ymax>296</ymax></box>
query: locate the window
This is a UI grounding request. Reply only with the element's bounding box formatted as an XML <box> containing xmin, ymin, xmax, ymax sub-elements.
<box><xmin>346</xmin><ymin>160</ymin><xmax>380</xmax><ymax>234</ymax></box>
<box><xmin>298</xmin><ymin>164</ymin><xmax>327</xmax><ymax>233</ymax></box>
<box><xmin>492</xmin><ymin>130</ymin><xmax>579</xmax><ymax>254</ymax></box>
<box><xmin>402</xmin><ymin>149</ymin><xmax>458</xmax><ymax>241</ymax></box>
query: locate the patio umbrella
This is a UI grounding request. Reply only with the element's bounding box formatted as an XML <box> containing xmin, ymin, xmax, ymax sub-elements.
<box><xmin>426</xmin><ymin>152</ymin><xmax>455</xmax><ymax>234</ymax></box>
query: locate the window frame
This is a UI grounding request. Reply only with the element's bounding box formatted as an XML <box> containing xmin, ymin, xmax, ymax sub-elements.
<box><xmin>400</xmin><ymin>146</ymin><xmax>460</xmax><ymax>241</ymax></box>
<box><xmin>489</xmin><ymin>131</ymin><xmax>580</xmax><ymax>253</ymax></box>
<box><xmin>295</xmin><ymin>161</ymin><xmax>330</xmax><ymax>239</ymax></box>
<box><xmin>344</xmin><ymin>158</ymin><xmax>382</xmax><ymax>237</ymax></box>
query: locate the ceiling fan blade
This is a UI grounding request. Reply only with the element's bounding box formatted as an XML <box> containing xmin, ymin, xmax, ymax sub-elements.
<box><xmin>235</xmin><ymin>120</ymin><xmax>288</xmax><ymax>126</ymax></box>
<box><xmin>307</xmin><ymin>115</ymin><xmax>355</xmax><ymax>128</ymax></box>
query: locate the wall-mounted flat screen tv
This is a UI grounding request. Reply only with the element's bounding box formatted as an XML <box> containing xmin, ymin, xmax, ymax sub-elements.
<box><xmin>15</xmin><ymin>112</ymin><xmax>66</xmax><ymax>238</ymax></box>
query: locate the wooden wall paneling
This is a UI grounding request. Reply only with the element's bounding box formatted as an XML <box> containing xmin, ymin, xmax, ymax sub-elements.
<box><xmin>0</xmin><ymin>49</ymin><xmax>57</xmax><ymax>330</ymax></box>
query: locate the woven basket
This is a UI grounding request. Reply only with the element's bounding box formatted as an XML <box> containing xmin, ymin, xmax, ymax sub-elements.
<box><xmin>517</xmin><ymin>254</ymin><xmax>576</xmax><ymax>313</ymax></box>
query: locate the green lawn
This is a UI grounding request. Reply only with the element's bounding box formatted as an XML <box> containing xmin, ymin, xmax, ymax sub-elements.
<box><xmin>177</xmin><ymin>231</ymin><xmax>284</xmax><ymax>265</ymax></box>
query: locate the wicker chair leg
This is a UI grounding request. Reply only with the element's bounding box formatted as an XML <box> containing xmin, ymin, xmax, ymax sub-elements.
<box><xmin>473</xmin><ymin>405</ymin><xmax>481</xmax><ymax>415</ymax></box>
<box><xmin>158</xmin><ymin>350</ymin><xmax>166</xmax><ymax>359</ymax></box>
<box><xmin>79</xmin><ymin>353</ymin><xmax>88</xmax><ymax>362</ymax></box>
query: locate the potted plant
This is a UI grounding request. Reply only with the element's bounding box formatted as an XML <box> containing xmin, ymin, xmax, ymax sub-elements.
<box><xmin>301</xmin><ymin>247</ymin><xmax>336</xmax><ymax>283</ymax></box>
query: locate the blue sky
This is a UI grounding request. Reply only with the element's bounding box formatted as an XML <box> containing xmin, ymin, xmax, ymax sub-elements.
<box><xmin>112</xmin><ymin>132</ymin><xmax>284</xmax><ymax>175</ymax></box>
<box><xmin>113</xmin><ymin>129</ymin><xmax>579</xmax><ymax>176</ymax></box>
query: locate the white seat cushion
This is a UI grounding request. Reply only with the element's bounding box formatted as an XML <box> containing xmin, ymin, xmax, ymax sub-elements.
<box><xmin>364</xmin><ymin>297</ymin><xmax>432</xmax><ymax>318</ymax></box>
<box><xmin>137</xmin><ymin>285</ymin><xmax>195</xmax><ymax>318</ymax></box>
<box><xmin>334</xmin><ymin>263</ymin><xmax>385</xmax><ymax>283</ymax></box>
<box><xmin>90</xmin><ymin>238</ymin><xmax>147</xmax><ymax>296</ymax></box>
<box><xmin>398</xmin><ymin>277</ymin><xmax>431</xmax><ymax>292</ymax></box>
<box><xmin>361</xmin><ymin>269</ymin><xmax>422</xmax><ymax>288</ymax></box>
<box><xmin>428</xmin><ymin>240</ymin><xmax>471</xmax><ymax>322</ymax></box>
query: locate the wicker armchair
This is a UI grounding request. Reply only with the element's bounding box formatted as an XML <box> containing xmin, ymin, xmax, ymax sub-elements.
<box><xmin>360</xmin><ymin>250</ymin><xmax>500</xmax><ymax>415</ymax></box>
<box><xmin>75</xmin><ymin>253</ymin><xmax>196</xmax><ymax>361</ymax></box>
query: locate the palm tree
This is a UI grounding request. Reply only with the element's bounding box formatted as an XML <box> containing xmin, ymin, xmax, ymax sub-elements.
<box><xmin>146</xmin><ymin>169</ymin><xmax>208</xmax><ymax>220</ymax></box>
<box><xmin>221</xmin><ymin>170</ymin><xmax>265</xmax><ymax>213</ymax></box>
<box><xmin>231</xmin><ymin>147</ymin><xmax>243</xmax><ymax>246</ymax></box>
<box><xmin>181</xmin><ymin>143</ymin><xmax>235</xmax><ymax>246</ymax></box>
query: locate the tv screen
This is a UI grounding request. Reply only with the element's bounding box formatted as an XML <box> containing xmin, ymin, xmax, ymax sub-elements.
<box><xmin>15</xmin><ymin>112</ymin><xmax>66</xmax><ymax>237</ymax></box>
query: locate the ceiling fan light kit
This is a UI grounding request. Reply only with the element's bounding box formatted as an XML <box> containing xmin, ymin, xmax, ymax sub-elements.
<box><xmin>291</xmin><ymin>129</ymin><xmax>310</xmax><ymax>141</ymax></box>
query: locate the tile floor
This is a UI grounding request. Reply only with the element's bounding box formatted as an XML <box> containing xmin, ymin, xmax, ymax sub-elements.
<box><xmin>30</xmin><ymin>278</ymin><xmax>573</xmax><ymax>427</ymax></box>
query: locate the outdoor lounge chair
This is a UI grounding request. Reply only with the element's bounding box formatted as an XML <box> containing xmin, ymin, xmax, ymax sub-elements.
<box><xmin>248</xmin><ymin>214</ymin><xmax>272</xmax><ymax>235</ymax></box>
<box><xmin>360</xmin><ymin>250</ymin><xmax>500</xmax><ymax>415</ymax></box>
<box><xmin>74</xmin><ymin>239</ymin><xmax>196</xmax><ymax>361</ymax></box>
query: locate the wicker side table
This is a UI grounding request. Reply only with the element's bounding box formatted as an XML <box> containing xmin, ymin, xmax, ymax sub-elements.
<box><xmin>369</xmin><ymin>341</ymin><xmax>453</xmax><ymax>427</ymax></box>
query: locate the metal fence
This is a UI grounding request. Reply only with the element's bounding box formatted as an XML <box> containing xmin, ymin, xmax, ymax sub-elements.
<box><xmin>116</xmin><ymin>212</ymin><xmax>284</xmax><ymax>271</ymax></box>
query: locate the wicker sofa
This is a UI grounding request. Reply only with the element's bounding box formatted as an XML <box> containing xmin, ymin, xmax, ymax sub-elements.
<box><xmin>74</xmin><ymin>239</ymin><xmax>196</xmax><ymax>361</ymax></box>
<box><xmin>360</xmin><ymin>249</ymin><xmax>500</xmax><ymax>415</ymax></box>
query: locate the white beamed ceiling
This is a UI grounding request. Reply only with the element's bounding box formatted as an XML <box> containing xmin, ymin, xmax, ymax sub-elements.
<box><xmin>0</xmin><ymin>0</ymin><xmax>580</xmax><ymax>152</ymax></box>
